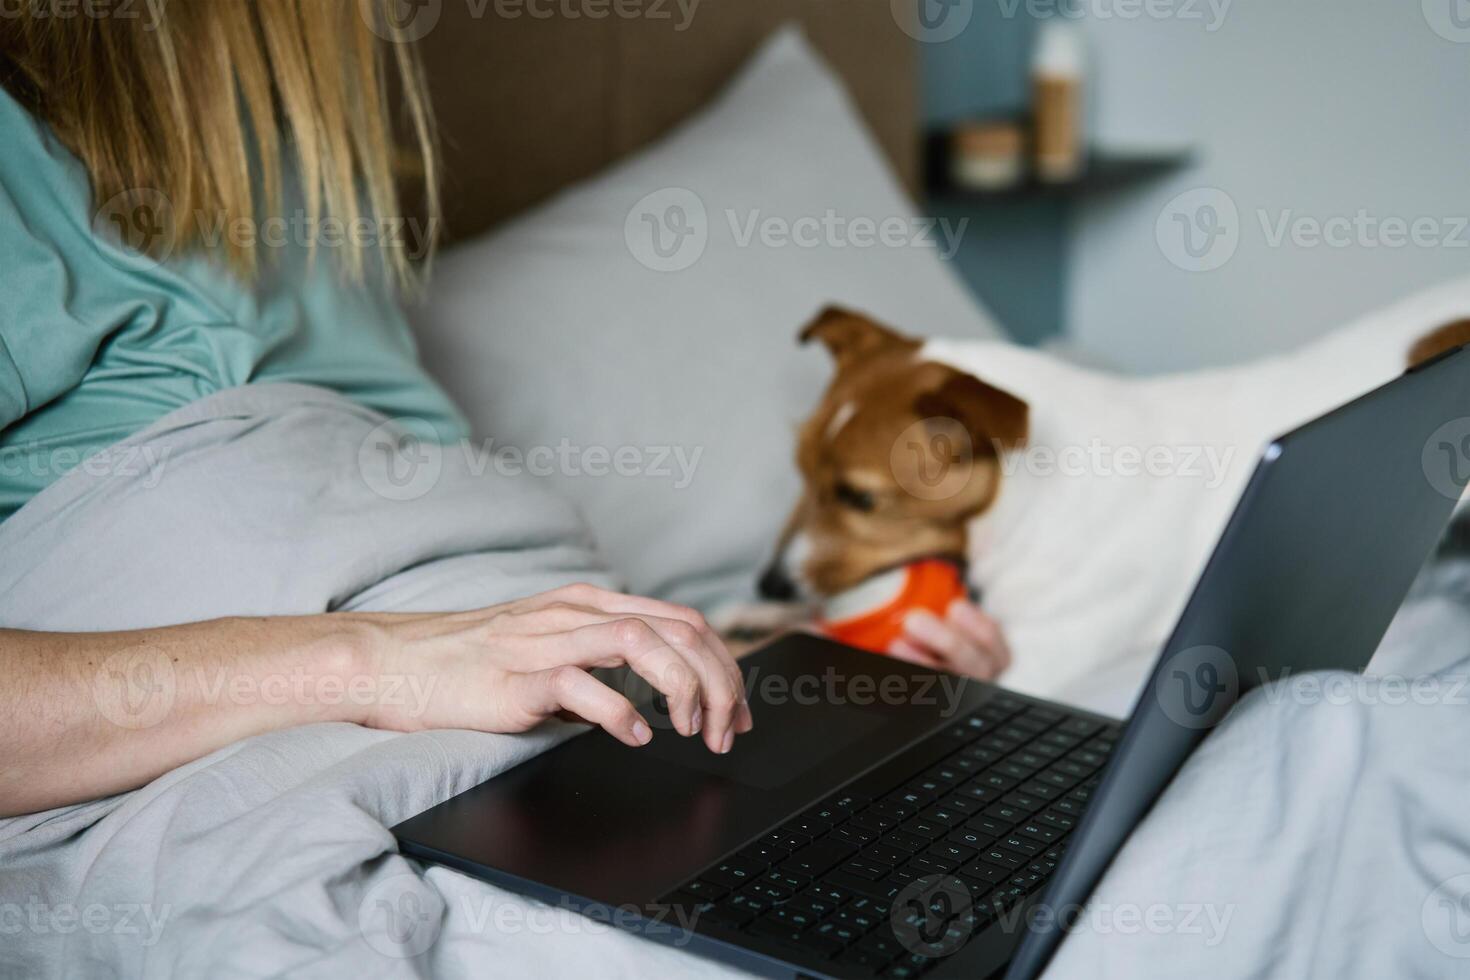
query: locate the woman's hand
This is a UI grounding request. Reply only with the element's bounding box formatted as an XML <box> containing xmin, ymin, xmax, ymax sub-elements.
<box><xmin>888</xmin><ymin>599</ymin><xmax>1012</xmax><ymax>680</ymax></box>
<box><xmin>1</xmin><ymin>584</ymin><xmax>751</xmax><ymax>817</ymax></box>
<box><xmin>363</xmin><ymin>583</ymin><xmax>754</xmax><ymax>755</ymax></box>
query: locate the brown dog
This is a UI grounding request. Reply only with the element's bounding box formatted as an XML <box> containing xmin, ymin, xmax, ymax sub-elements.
<box><xmin>759</xmin><ymin>306</ymin><xmax>1027</xmax><ymax>601</ymax></box>
<box><xmin>756</xmin><ymin>301</ymin><xmax>1467</xmax><ymax>697</ymax></box>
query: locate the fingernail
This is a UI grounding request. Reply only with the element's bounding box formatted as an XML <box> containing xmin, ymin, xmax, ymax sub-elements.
<box><xmin>691</xmin><ymin>706</ymin><xmax>703</xmax><ymax>734</ymax></box>
<box><xmin>632</xmin><ymin>720</ymin><xmax>653</xmax><ymax>745</ymax></box>
<box><xmin>720</xmin><ymin>729</ymin><xmax>734</xmax><ymax>755</ymax></box>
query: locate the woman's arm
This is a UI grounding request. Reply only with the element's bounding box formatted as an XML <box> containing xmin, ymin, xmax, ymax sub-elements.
<box><xmin>0</xmin><ymin>584</ymin><xmax>752</xmax><ymax>818</ymax></box>
<box><xmin>3</xmin><ymin>615</ymin><xmax>375</xmax><ymax>816</ymax></box>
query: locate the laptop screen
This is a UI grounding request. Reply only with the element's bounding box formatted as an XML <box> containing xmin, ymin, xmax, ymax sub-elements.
<box><xmin>1005</xmin><ymin>347</ymin><xmax>1470</xmax><ymax>980</ymax></box>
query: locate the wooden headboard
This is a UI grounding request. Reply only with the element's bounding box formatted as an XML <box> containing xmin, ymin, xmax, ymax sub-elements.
<box><xmin>411</xmin><ymin>0</ymin><xmax>918</xmax><ymax>241</ymax></box>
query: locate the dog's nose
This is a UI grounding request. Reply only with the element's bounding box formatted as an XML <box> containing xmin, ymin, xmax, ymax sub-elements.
<box><xmin>758</xmin><ymin>565</ymin><xmax>797</xmax><ymax>601</ymax></box>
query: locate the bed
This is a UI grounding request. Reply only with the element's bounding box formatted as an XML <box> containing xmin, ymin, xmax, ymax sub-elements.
<box><xmin>2</xmin><ymin>4</ymin><xmax>1469</xmax><ymax>978</ymax></box>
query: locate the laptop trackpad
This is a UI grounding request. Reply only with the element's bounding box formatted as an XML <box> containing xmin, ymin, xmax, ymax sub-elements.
<box><xmin>640</xmin><ymin>696</ymin><xmax>886</xmax><ymax>791</ymax></box>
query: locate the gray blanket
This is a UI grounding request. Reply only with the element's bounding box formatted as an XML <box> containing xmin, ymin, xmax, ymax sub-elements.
<box><xmin>2</xmin><ymin>383</ymin><xmax>1468</xmax><ymax>979</ymax></box>
<box><xmin>0</xmin><ymin>384</ymin><xmax>735</xmax><ymax>978</ymax></box>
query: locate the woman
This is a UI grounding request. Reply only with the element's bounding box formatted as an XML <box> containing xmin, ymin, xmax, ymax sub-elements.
<box><xmin>0</xmin><ymin>2</ymin><xmax>1010</xmax><ymax>818</ymax></box>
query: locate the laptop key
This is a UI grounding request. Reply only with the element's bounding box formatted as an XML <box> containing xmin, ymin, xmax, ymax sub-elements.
<box><xmin>835</xmin><ymin>907</ymin><xmax>882</xmax><ymax>932</ymax></box>
<box><xmin>958</xmin><ymin>859</ymin><xmax>1009</xmax><ymax>883</ymax></box>
<box><xmin>984</xmin><ymin>803</ymin><xmax>1027</xmax><ymax>823</ymax></box>
<box><xmin>826</xmin><ymin>871</ymin><xmax>903</xmax><ymax>902</ymax></box>
<box><xmin>783</xmin><ymin>815</ymin><xmax>833</xmax><ymax>837</ymax></box>
<box><xmin>862</xmin><ymin>844</ymin><xmax>909</xmax><ymax>867</ymax></box>
<box><xmin>763</xmin><ymin>869</ymin><xmax>811</xmax><ymax>892</ymax></box>
<box><xmin>683</xmin><ymin>879</ymin><xmax>729</xmax><ymax>901</ymax></box>
<box><xmin>872</xmin><ymin>800</ymin><xmax>918</xmax><ymax>820</ymax></box>
<box><xmin>883</xmin><ymin>830</ymin><xmax>930</xmax><ymax>853</ymax></box>
<box><xmin>704</xmin><ymin>859</ymin><xmax>762</xmax><ymax>888</ymax></box>
<box><xmin>907</xmin><ymin>853</ymin><xmax>959</xmax><ymax>875</ymax></box>
<box><xmin>1033</xmin><ymin>769</ymin><xmax>1079</xmax><ymax>791</ymax></box>
<box><xmin>1003</xmin><ymin>714</ymin><xmax>1050</xmax><ymax>735</ymax></box>
<box><xmin>994</xmin><ymin>760</ymin><xmax>1038</xmax><ymax>780</ymax></box>
<box><xmin>1052</xmin><ymin>759</ymin><xmax>1094</xmax><ymax>779</ymax></box>
<box><xmin>782</xmin><ymin>840</ymin><xmax>857</xmax><ymax>877</ymax></box>
<box><xmin>815</xmin><ymin>919</ymin><xmax>865</xmax><ymax>946</ymax></box>
<box><xmin>1016</xmin><ymin>781</ymin><xmax>1061</xmax><ymax>801</ymax></box>
<box><xmin>926</xmin><ymin>841</ymin><xmax>977</xmax><ymax>864</ymax></box>
<box><xmin>851</xmin><ymin>811</ymin><xmax>902</xmax><ymax>833</ymax></box>
<box><xmin>765</xmin><ymin>830</ymin><xmax>810</xmax><ymax>851</ymax></box>
<box><xmin>938</xmin><ymin>794</ymin><xmax>983</xmax><ymax>815</ymax></box>
<box><xmin>769</xmin><ymin>906</ymin><xmax>819</xmax><ymax>930</ymax></box>
<box><xmin>946</xmin><ymin>827</ymin><xmax>993</xmax><ymax>850</ymax></box>
<box><xmin>965</xmin><ymin>815</ymin><xmax>1011</xmax><ymax>837</ymax></box>
<box><xmin>834</xmin><ymin>825</ymin><xmax>879</xmax><ymax>847</ymax></box>
<box><xmin>1036</xmin><ymin>811</ymin><xmax>1074</xmax><ymax>832</ymax></box>
<box><xmin>1058</xmin><ymin>718</ymin><xmax>1103</xmax><ymax>738</ymax></box>
<box><xmin>842</xmin><ymin>858</ymin><xmax>890</xmax><ymax>881</ymax></box>
<box><xmin>901</xmin><ymin>818</ymin><xmax>947</xmax><ymax>840</ymax></box>
<box><xmin>744</xmin><ymin>881</ymin><xmax>794</xmax><ymax>903</ymax></box>
<box><xmin>998</xmin><ymin>835</ymin><xmax>1042</xmax><ymax>857</ymax></box>
<box><xmin>808</xmin><ymin>883</ymin><xmax>853</xmax><ymax>906</ymax></box>
<box><xmin>1051</xmin><ymin>797</ymin><xmax>1084</xmax><ymax>817</ymax></box>
<box><xmin>738</xmin><ymin>842</ymin><xmax>789</xmax><ymax>866</ymax></box>
<box><xmin>978</xmin><ymin>847</ymin><xmax>1024</xmax><ymax>870</ymax></box>
<box><xmin>953</xmin><ymin>782</ymin><xmax>998</xmax><ymax>803</ymax></box>
<box><xmin>786</xmin><ymin>893</ymin><xmax>839</xmax><ymax>919</ymax></box>
<box><xmin>824</xmin><ymin>792</ymin><xmax>871</xmax><ymax>813</ymax></box>
<box><xmin>1018</xmin><ymin>822</ymin><xmax>1063</xmax><ymax>845</ymax></box>
<box><xmin>1002</xmin><ymin>791</ymin><xmax>1046</xmax><ymax>812</ymax></box>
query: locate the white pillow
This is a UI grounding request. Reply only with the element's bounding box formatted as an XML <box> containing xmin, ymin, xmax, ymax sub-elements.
<box><xmin>412</xmin><ymin>26</ymin><xmax>1004</xmax><ymax>612</ymax></box>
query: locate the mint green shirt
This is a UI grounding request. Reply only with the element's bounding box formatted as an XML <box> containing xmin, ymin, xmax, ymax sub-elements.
<box><xmin>0</xmin><ymin>87</ymin><xmax>468</xmax><ymax>522</ymax></box>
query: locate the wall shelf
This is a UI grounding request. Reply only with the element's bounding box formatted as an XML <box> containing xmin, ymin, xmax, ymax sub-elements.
<box><xmin>923</xmin><ymin>129</ymin><xmax>1194</xmax><ymax>201</ymax></box>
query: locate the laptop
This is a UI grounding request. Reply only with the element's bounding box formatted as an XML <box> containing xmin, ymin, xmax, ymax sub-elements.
<box><xmin>393</xmin><ymin>344</ymin><xmax>1470</xmax><ymax>979</ymax></box>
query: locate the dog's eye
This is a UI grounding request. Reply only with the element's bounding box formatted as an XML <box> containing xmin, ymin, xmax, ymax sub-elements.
<box><xmin>834</xmin><ymin>482</ymin><xmax>877</xmax><ymax>512</ymax></box>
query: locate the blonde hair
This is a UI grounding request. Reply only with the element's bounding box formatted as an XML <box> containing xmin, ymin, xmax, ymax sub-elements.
<box><xmin>0</xmin><ymin>0</ymin><xmax>440</xmax><ymax>290</ymax></box>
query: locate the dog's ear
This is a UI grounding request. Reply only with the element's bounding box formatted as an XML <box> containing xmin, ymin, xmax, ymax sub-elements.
<box><xmin>914</xmin><ymin>368</ymin><xmax>1029</xmax><ymax>453</ymax></box>
<box><xmin>799</xmin><ymin>306</ymin><xmax>915</xmax><ymax>366</ymax></box>
<box><xmin>1408</xmin><ymin>318</ymin><xmax>1470</xmax><ymax>369</ymax></box>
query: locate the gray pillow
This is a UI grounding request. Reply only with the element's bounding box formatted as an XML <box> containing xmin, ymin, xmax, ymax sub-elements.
<box><xmin>411</xmin><ymin>26</ymin><xmax>1004</xmax><ymax>612</ymax></box>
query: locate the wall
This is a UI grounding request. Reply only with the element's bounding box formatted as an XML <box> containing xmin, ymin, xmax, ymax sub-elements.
<box><xmin>1067</xmin><ymin>0</ymin><xmax>1470</xmax><ymax>372</ymax></box>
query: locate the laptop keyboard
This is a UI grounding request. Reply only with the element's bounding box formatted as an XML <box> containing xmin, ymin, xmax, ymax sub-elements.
<box><xmin>657</xmin><ymin>693</ymin><xmax>1122</xmax><ymax>978</ymax></box>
